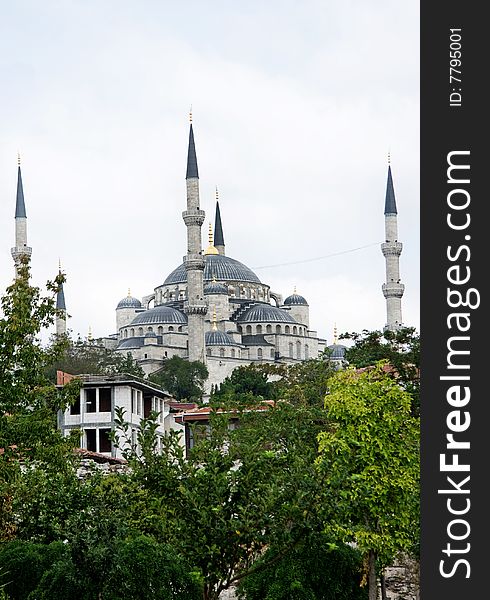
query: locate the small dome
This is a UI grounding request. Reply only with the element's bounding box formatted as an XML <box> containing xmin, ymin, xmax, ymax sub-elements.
<box><xmin>117</xmin><ymin>295</ymin><xmax>142</xmax><ymax>309</ymax></box>
<box><xmin>205</xmin><ymin>330</ymin><xmax>238</xmax><ymax>346</ymax></box>
<box><xmin>131</xmin><ymin>306</ymin><xmax>187</xmax><ymax>326</ymax></box>
<box><xmin>284</xmin><ymin>293</ymin><xmax>308</xmax><ymax>306</ymax></box>
<box><xmin>204</xmin><ymin>281</ymin><xmax>228</xmax><ymax>295</ymax></box>
<box><xmin>144</xmin><ymin>330</ymin><xmax>158</xmax><ymax>338</ymax></box>
<box><xmin>238</xmin><ymin>303</ymin><xmax>297</xmax><ymax>324</ymax></box>
<box><xmin>327</xmin><ymin>343</ymin><xmax>347</xmax><ymax>360</ymax></box>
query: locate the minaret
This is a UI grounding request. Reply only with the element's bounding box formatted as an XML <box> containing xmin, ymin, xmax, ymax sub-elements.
<box><xmin>183</xmin><ymin>113</ymin><xmax>207</xmax><ymax>363</ymax></box>
<box><xmin>11</xmin><ymin>155</ymin><xmax>33</xmax><ymax>276</ymax></box>
<box><xmin>56</xmin><ymin>261</ymin><xmax>67</xmax><ymax>337</ymax></box>
<box><xmin>381</xmin><ymin>156</ymin><xmax>404</xmax><ymax>331</ymax></box>
<box><xmin>214</xmin><ymin>187</ymin><xmax>225</xmax><ymax>255</ymax></box>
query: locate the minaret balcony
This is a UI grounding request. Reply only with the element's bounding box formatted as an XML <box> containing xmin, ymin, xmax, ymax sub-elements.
<box><xmin>183</xmin><ymin>301</ymin><xmax>208</xmax><ymax>315</ymax></box>
<box><xmin>182</xmin><ymin>210</ymin><xmax>205</xmax><ymax>227</ymax></box>
<box><xmin>382</xmin><ymin>282</ymin><xmax>405</xmax><ymax>298</ymax></box>
<box><xmin>381</xmin><ymin>242</ymin><xmax>403</xmax><ymax>257</ymax></box>
<box><xmin>183</xmin><ymin>255</ymin><xmax>205</xmax><ymax>271</ymax></box>
<box><xmin>11</xmin><ymin>246</ymin><xmax>33</xmax><ymax>259</ymax></box>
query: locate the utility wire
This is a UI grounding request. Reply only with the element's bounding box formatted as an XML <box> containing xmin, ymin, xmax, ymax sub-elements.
<box><xmin>252</xmin><ymin>241</ymin><xmax>381</xmax><ymax>270</ymax></box>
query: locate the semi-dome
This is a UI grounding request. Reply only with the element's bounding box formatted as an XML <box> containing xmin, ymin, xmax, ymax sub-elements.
<box><xmin>204</xmin><ymin>281</ymin><xmax>228</xmax><ymax>295</ymax></box>
<box><xmin>164</xmin><ymin>254</ymin><xmax>261</xmax><ymax>285</ymax></box>
<box><xmin>117</xmin><ymin>295</ymin><xmax>142</xmax><ymax>309</ymax></box>
<box><xmin>205</xmin><ymin>330</ymin><xmax>239</xmax><ymax>346</ymax></box>
<box><xmin>283</xmin><ymin>293</ymin><xmax>308</xmax><ymax>306</ymax></box>
<box><xmin>237</xmin><ymin>303</ymin><xmax>297</xmax><ymax>323</ymax></box>
<box><xmin>131</xmin><ymin>306</ymin><xmax>187</xmax><ymax>326</ymax></box>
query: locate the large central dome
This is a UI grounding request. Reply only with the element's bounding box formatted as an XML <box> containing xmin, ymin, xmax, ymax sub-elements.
<box><xmin>163</xmin><ymin>254</ymin><xmax>261</xmax><ymax>285</ymax></box>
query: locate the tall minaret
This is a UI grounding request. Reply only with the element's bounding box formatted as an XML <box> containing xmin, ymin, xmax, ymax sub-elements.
<box><xmin>381</xmin><ymin>156</ymin><xmax>404</xmax><ymax>331</ymax></box>
<box><xmin>214</xmin><ymin>187</ymin><xmax>226</xmax><ymax>255</ymax></box>
<box><xmin>11</xmin><ymin>155</ymin><xmax>33</xmax><ymax>276</ymax></box>
<box><xmin>56</xmin><ymin>261</ymin><xmax>67</xmax><ymax>337</ymax></box>
<box><xmin>183</xmin><ymin>114</ymin><xmax>207</xmax><ymax>363</ymax></box>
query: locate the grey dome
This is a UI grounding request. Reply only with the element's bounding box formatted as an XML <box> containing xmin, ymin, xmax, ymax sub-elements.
<box><xmin>205</xmin><ymin>330</ymin><xmax>238</xmax><ymax>346</ymax></box>
<box><xmin>284</xmin><ymin>293</ymin><xmax>308</xmax><ymax>306</ymax></box>
<box><xmin>327</xmin><ymin>343</ymin><xmax>347</xmax><ymax>360</ymax></box>
<box><xmin>164</xmin><ymin>254</ymin><xmax>261</xmax><ymax>285</ymax></box>
<box><xmin>238</xmin><ymin>303</ymin><xmax>297</xmax><ymax>324</ymax></box>
<box><xmin>204</xmin><ymin>281</ymin><xmax>228</xmax><ymax>295</ymax></box>
<box><xmin>144</xmin><ymin>331</ymin><xmax>158</xmax><ymax>338</ymax></box>
<box><xmin>117</xmin><ymin>295</ymin><xmax>142</xmax><ymax>309</ymax></box>
<box><xmin>131</xmin><ymin>306</ymin><xmax>187</xmax><ymax>326</ymax></box>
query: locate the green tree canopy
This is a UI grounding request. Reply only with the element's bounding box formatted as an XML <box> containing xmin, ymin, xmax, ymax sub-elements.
<box><xmin>149</xmin><ymin>355</ymin><xmax>208</xmax><ymax>401</ymax></box>
<box><xmin>317</xmin><ymin>364</ymin><xmax>420</xmax><ymax>600</ymax></box>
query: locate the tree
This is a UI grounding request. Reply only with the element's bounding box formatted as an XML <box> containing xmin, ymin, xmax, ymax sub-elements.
<box><xmin>46</xmin><ymin>338</ymin><xmax>145</xmax><ymax>381</ymax></box>
<box><xmin>237</xmin><ymin>534</ymin><xmax>367</xmax><ymax>600</ymax></box>
<box><xmin>149</xmin><ymin>356</ymin><xmax>208</xmax><ymax>401</ymax></box>
<box><xmin>212</xmin><ymin>363</ymin><xmax>281</xmax><ymax>403</ymax></box>
<box><xmin>317</xmin><ymin>364</ymin><xmax>420</xmax><ymax>600</ymax></box>
<box><xmin>114</xmin><ymin>398</ymin><xmax>329</xmax><ymax>600</ymax></box>
<box><xmin>341</xmin><ymin>327</ymin><xmax>420</xmax><ymax>415</ymax></box>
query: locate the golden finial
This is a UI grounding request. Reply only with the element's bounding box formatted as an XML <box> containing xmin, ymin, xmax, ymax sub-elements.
<box><xmin>189</xmin><ymin>105</ymin><xmax>193</xmax><ymax>123</ymax></box>
<box><xmin>215</xmin><ymin>185</ymin><xmax>219</xmax><ymax>201</ymax></box>
<box><xmin>204</xmin><ymin>222</ymin><xmax>219</xmax><ymax>255</ymax></box>
<box><xmin>127</xmin><ymin>288</ymin><xmax>131</xmax><ymax>297</ymax></box>
<box><xmin>17</xmin><ymin>152</ymin><xmax>21</xmax><ymax>167</ymax></box>
<box><xmin>293</xmin><ymin>285</ymin><xmax>297</xmax><ymax>294</ymax></box>
<box><xmin>211</xmin><ymin>307</ymin><xmax>218</xmax><ymax>331</ymax></box>
<box><xmin>333</xmin><ymin>323</ymin><xmax>338</xmax><ymax>344</ymax></box>
<box><xmin>88</xmin><ymin>326</ymin><xmax>93</xmax><ymax>342</ymax></box>
<box><xmin>388</xmin><ymin>151</ymin><xmax>391</xmax><ymax>165</ymax></box>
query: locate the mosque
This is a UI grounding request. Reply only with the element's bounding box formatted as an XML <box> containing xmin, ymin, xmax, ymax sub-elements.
<box><xmin>10</xmin><ymin>122</ymin><xmax>404</xmax><ymax>391</ymax></box>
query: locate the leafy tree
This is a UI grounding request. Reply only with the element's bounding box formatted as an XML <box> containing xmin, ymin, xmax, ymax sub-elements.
<box><xmin>237</xmin><ymin>534</ymin><xmax>367</xmax><ymax>600</ymax></box>
<box><xmin>212</xmin><ymin>363</ymin><xmax>281</xmax><ymax>402</ymax></box>
<box><xmin>46</xmin><ymin>338</ymin><xmax>145</xmax><ymax>380</ymax></box>
<box><xmin>114</xmin><ymin>398</ymin><xmax>329</xmax><ymax>600</ymax></box>
<box><xmin>149</xmin><ymin>356</ymin><xmax>208</xmax><ymax>401</ymax></box>
<box><xmin>317</xmin><ymin>364</ymin><xmax>420</xmax><ymax>600</ymax></box>
<box><xmin>341</xmin><ymin>327</ymin><xmax>420</xmax><ymax>414</ymax></box>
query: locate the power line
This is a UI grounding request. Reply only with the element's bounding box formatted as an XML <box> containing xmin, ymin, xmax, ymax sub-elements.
<box><xmin>252</xmin><ymin>241</ymin><xmax>381</xmax><ymax>270</ymax></box>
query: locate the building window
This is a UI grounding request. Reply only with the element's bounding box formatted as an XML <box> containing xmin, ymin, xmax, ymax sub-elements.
<box><xmin>257</xmin><ymin>348</ymin><xmax>263</xmax><ymax>360</ymax></box>
<box><xmin>276</xmin><ymin>325</ymin><xmax>281</xmax><ymax>334</ymax></box>
<box><xmin>219</xmin><ymin>347</ymin><xmax>225</xmax><ymax>357</ymax></box>
<box><xmin>148</xmin><ymin>327</ymin><xmax>153</xmax><ymax>332</ymax></box>
<box><xmin>138</xmin><ymin>327</ymin><xmax>143</xmax><ymax>336</ymax></box>
<box><xmin>270</xmin><ymin>348</ymin><xmax>275</xmax><ymax>358</ymax></box>
<box><xmin>70</xmin><ymin>396</ymin><xmax>81</xmax><ymax>415</ymax></box>
<box><xmin>131</xmin><ymin>389</ymin><xmax>136</xmax><ymax>414</ymax></box>
<box><xmin>85</xmin><ymin>388</ymin><xmax>96</xmax><ymax>413</ymax></box>
<box><xmin>99</xmin><ymin>388</ymin><xmax>111</xmax><ymax>412</ymax></box>
<box><xmin>256</xmin><ymin>325</ymin><xmax>262</xmax><ymax>334</ymax></box>
<box><xmin>158</xmin><ymin>326</ymin><xmax>163</xmax><ymax>335</ymax></box>
<box><xmin>285</xmin><ymin>326</ymin><xmax>290</xmax><ymax>335</ymax></box>
<box><xmin>85</xmin><ymin>429</ymin><xmax>96</xmax><ymax>452</ymax></box>
<box><xmin>130</xmin><ymin>328</ymin><xmax>134</xmax><ymax>337</ymax></box>
<box><xmin>169</xmin><ymin>326</ymin><xmax>174</xmax><ymax>332</ymax></box>
<box><xmin>231</xmin><ymin>349</ymin><xmax>235</xmax><ymax>358</ymax></box>
<box><xmin>124</xmin><ymin>329</ymin><xmax>128</xmax><ymax>338</ymax></box>
<box><xmin>293</xmin><ymin>326</ymin><xmax>297</xmax><ymax>335</ymax></box>
<box><xmin>289</xmin><ymin>343</ymin><xmax>293</xmax><ymax>358</ymax></box>
<box><xmin>207</xmin><ymin>348</ymin><xmax>212</xmax><ymax>356</ymax></box>
<box><xmin>99</xmin><ymin>429</ymin><xmax>112</xmax><ymax>453</ymax></box>
<box><xmin>305</xmin><ymin>344</ymin><xmax>309</xmax><ymax>359</ymax></box>
<box><xmin>266</xmin><ymin>324</ymin><xmax>272</xmax><ymax>334</ymax></box>
<box><xmin>296</xmin><ymin>341</ymin><xmax>301</xmax><ymax>359</ymax></box>
<box><xmin>178</xmin><ymin>326</ymin><xmax>183</xmax><ymax>332</ymax></box>
<box><xmin>246</xmin><ymin>325</ymin><xmax>252</xmax><ymax>334</ymax></box>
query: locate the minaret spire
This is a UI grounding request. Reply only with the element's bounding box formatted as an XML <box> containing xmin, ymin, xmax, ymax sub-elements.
<box><xmin>182</xmin><ymin>119</ymin><xmax>207</xmax><ymax>362</ymax></box>
<box><xmin>11</xmin><ymin>155</ymin><xmax>32</xmax><ymax>276</ymax></box>
<box><xmin>381</xmin><ymin>158</ymin><xmax>404</xmax><ymax>331</ymax></box>
<box><xmin>56</xmin><ymin>261</ymin><xmax>67</xmax><ymax>337</ymax></box>
<box><xmin>214</xmin><ymin>187</ymin><xmax>226</xmax><ymax>255</ymax></box>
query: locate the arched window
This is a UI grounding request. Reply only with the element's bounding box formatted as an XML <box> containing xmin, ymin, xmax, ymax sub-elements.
<box><xmin>130</xmin><ymin>328</ymin><xmax>134</xmax><ymax>337</ymax></box>
<box><xmin>124</xmin><ymin>329</ymin><xmax>128</xmax><ymax>338</ymax></box>
<box><xmin>158</xmin><ymin>326</ymin><xmax>163</xmax><ymax>335</ymax></box>
<box><xmin>296</xmin><ymin>341</ymin><xmax>301</xmax><ymax>359</ymax></box>
<box><xmin>276</xmin><ymin>325</ymin><xmax>281</xmax><ymax>334</ymax></box>
<box><xmin>266</xmin><ymin>324</ymin><xmax>272</xmax><ymax>334</ymax></box>
<box><xmin>231</xmin><ymin>348</ymin><xmax>235</xmax><ymax>358</ymax></box>
<box><xmin>138</xmin><ymin>328</ymin><xmax>143</xmax><ymax>336</ymax></box>
<box><xmin>285</xmin><ymin>325</ymin><xmax>290</xmax><ymax>334</ymax></box>
<box><xmin>237</xmin><ymin>325</ymin><xmax>243</xmax><ymax>333</ymax></box>
<box><xmin>289</xmin><ymin>343</ymin><xmax>293</xmax><ymax>358</ymax></box>
<box><xmin>270</xmin><ymin>348</ymin><xmax>275</xmax><ymax>358</ymax></box>
<box><xmin>178</xmin><ymin>326</ymin><xmax>183</xmax><ymax>332</ymax></box>
<box><xmin>246</xmin><ymin>325</ymin><xmax>252</xmax><ymax>334</ymax></box>
<box><xmin>293</xmin><ymin>326</ymin><xmax>297</xmax><ymax>335</ymax></box>
<box><xmin>206</xmin><ymin>348</ymin><xmax>212</xmax><ymax>356</ymax></box>
<box><xmin>169</xmin><ymin>326</ymin><xmax>174</xmax><ymax>332</ymax></box>
<box><xmin>256</xmin><ymin>324</ymin><xmax>262</xmax><ymax>334</ymax></box>
<box><xmin>219</xmin><ymin>347</ymin><xmax>225</xmax><ymax>357</ymax></box>
<box><xmin>305</xmin><ymin>344</ymin><xmax>309</xmax><ymax>359</ymax></box>
<box><xmin>148</xmin><ymin>327</ymin><xmax>153</xmax><ymax>332</ymax></box>
<box><xmin>257</xmin><ymin>348</ymin><xmax>263</xmax><ymax>360</ymax></box>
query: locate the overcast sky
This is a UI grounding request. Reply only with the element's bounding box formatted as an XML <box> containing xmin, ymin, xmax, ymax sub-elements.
<box><xmin>0</xmin><ymin>0</ymin><xmax>419</xmax><ymax>345</ymax></box>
